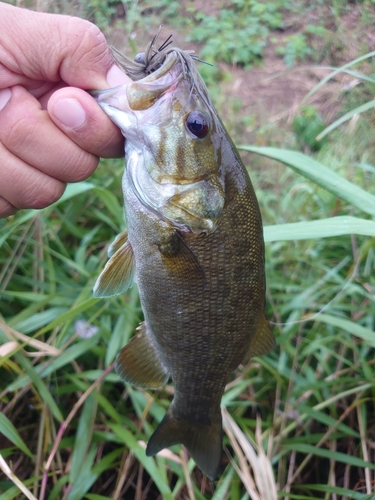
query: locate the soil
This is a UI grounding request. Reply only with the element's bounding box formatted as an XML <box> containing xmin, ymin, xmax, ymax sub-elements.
<box><xmin>106</xmin><ymin>2</ymin><xmax>369</xmax><ymax>140</ymax></box>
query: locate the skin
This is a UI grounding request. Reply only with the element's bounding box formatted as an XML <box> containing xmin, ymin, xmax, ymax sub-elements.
<box><xmin>93</xmin><ymin>50</ymin><xmax>274</xmax><ymax>479</ymax></box>
<box><xmin>0</xmin><ymin>2</ymin><xmax>131</xmax><ymax>218</ymax></box>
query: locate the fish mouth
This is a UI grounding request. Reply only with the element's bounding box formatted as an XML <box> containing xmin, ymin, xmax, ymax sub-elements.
<box><xmin>89</xmin><ymin>31</ymin><xmax>209</xmax><ymax>116</ymax></box>
<box><xmin>133</xmin><ymin>50</ymin><xmax>179</xmax><ymax>84</ymax></box>
<box><xmin>89</xmin><ymin>51</ymin><xmax>182</xmax><ymax>114</ymax></box>
<box><xmin>110</xmin><ymin>30</ymin><xmax>187</xmax><ymax>83</ymax></box>
<box><xmin>125</xmin><ymin>53</ymin><xmax>183</xmax><ymax>111</ymax></box>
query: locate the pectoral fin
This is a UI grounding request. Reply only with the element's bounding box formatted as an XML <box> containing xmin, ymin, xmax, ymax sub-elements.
<box><xmin>157</xmin><ymin>230</ymin><xmax>205</xmax><ymax>283</ymax></box>
<box><xmin>115</xmin><ymin>322</ymin><xmax>169</xmax><ymax>389</ymax></box>
<box><xmin>246</xmin><ymin>317</ymin><xmax>275</xmax><ymax>358</ymax></box>
<box><xmin>93</xmin><ymin>237</ymin><xmax>135</xmax><ymax>297</ymax></box>
<box><xmin>108</xmin><ymin>230</ymin><xmax>129</xmax><ymax>257</ymax></box>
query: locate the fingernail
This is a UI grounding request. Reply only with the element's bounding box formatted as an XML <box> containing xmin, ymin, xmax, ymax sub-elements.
<box><xmin>106</xmin><ymin>65</ymin><xmax>131</xmax><ymax>87</ymax></box>
<box><xmin>52</xmin><ymin>98</ymin><xmax>86</xmax><ymax>129</ymax></box>
<box><xmin>0</xmin><ymin>88</ymin><xmax>11</xmax><ymax>112</ymax></box>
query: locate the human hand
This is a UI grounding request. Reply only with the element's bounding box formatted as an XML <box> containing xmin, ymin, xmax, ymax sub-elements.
<box><xmin>0</xmin><ymin>2</ymin><xmax>131</xmax><ymax>217</ymax></box>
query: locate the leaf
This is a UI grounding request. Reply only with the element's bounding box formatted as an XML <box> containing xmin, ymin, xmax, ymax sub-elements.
<box><xmin>317</xmin><ymin>100</ymin><xmax>375</xmax><ymax>140</ymax></box>
<box><xmin>304</xmin><ymin>51</ymin><xmax>375</xmax><ymax>102</ymax></box>
<box><xmin>48</xmin><ymin>476</ymin><xmax>70</xmax><ymax>500</ymax></box>
<box><xmin>66</xmin><ymin>444</ymin><xmax>98</xmax><ymax>500</ymax></box>
<box><xmin>14</xmin><ymin>354</ymin><xmax>63</xmax><ymax>422</ymax></box>
<box><xmin>69</xmin><ymin>396</ymin><xmax>97</xmax><ymax>484</ymax></box>
<box><xmin>313</xmin><ymin>314</ymin><xmax>375</xmax><ymax>348</ymax></box>
<box><xmin>85</xmin><ymin>495</ymin><xmax>113</xmax><ymax>500</ymax></box>
<box><xmin>0</xmin><ymin>319</ymin><xmax>61</xmax><ymax>356</ymax></box>
<box><xmin>295</xmin><ymin>403</ymin><xmax>359</xmax><ymax>437</ymax></box>
<box><xmin>0</xmin><ymin>183</ymin><xmax>96</xmax><ymax>247</ymax></box>
<box><xmin>68</xmin><ymin>376</ymin><xmax>122</xmax><ymax>425</ymax></box>
<box><xmin>241</xmin><ymin>146</ymin><xmax>375</xmax><ymax>217</ymax></box>
<box><xmin>300</xmin><ymin>484</ymin><xmax>375</xmax><ymax>499</ymax></box>
<box><xmin>0</xmin><ymin>414</ymin><xmax>33</xmax><ymax>458</ymax></box>
<box><xmin>58</xmin><ymin>182</ymin><xmax>96</xmax><ymax>204</ymax></box>
<box><xmin>8</xmin><ymin>297</ymin><xmax>99</xmax><ymax>336</ymax></box>
<box><xmin>105</xmin><ymin>287</ymin><xmax>139</xmax><ymax>366</ymax></box>
<box><xmin>264</xmin><ymin>216</ymin><xmax>375</xmax><ymax>242</ymax></box>
<box><xmin>211</xmin><ymin>466</ymin><xmax>234</xmax><ymax>500</ymax></box>
<box><xmin>7</xmin><ymin>335</ymin><xmax>99</xmax><ymax>392</ymax></box>
<box><xmin>10</xmin><ymin>307</ymin><xmax>68</xmax><ymax>334</ymax></box>
<box><xmin>94</xmin><ymin>187</ymin><xmax>124</xmax><ymax>228</ymax></box>
<box><xmin>91</xmin><ymin>448</ymin><xmax>124</xmax><ymax>476</ymax></box>
<box><xmin>282</xmin><ymin>443</ymin><xmax>375</xmax><ymax>469</ymax></box>
<box><xmin>109</xmin><ymin>424</ymin><xmax>173</xmax><ymax>499</ymax></box>
<box><xmin>41</xmin><ymin>336</ymin><xmax>100</xmax><ymax>377</ymax></box>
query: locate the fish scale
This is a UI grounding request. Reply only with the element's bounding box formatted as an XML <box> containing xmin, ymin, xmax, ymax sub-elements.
<box><xmin>91</xmin><ymin>37</ymin><xmax>275</xmax><ymax>480</ymax></box>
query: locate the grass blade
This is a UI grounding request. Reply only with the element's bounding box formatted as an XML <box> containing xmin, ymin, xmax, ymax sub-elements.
<box><xmin>282</xmin><ymin>443</ymin><xmax>375</xmax><ymax>470</ymax></box>
<box><xmin>241</xmin><ymin>146</ymin><xmax>375</xmax><ymax>216</ymax></box>
<box><xmin>0</xmin><ymin>455</ymin><xmax>37</xmax><ymax>500</ymax></box>
<box><xmin>264</xmin><ymin>216</ymin><xmax>375</xmax><ymax>242</ymax></box>
<box><xmin>69</xmin><ymin>396</ymin><xmax>97</xmax><ymax>484</ymax></box>
<box><xmin>0</xmin><ymin>414</ymin><xmax>33</xmax><ymax>458</ymax></box>
<box><xmin>299</xmin><ymin>484</ymin><xmax>374</xmax><ymax>499</ymax></box>
<box><xmin>317</xmin><ymin>100</ymin><xmax>375</xmax><ymax>140</ymax></box>
<box><xmin>109</xmin><ymin>424</ymin><xmax>174</xmax><ymax>499</ymax></box>
<box><xmin>313</xmin><ymin>314</ymin><xmax>375</xmax><ymax>348</ymax></box>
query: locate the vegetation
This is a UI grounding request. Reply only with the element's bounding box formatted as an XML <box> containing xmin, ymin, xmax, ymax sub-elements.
<box><xmin>1</xmin><ymin>1</ymin><xmax>375</xmax><ymax>499</ymax></box>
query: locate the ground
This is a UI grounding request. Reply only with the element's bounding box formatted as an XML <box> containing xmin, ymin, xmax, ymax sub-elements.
<box><xmin>105</xmin><ymin>1</ymin><xmax>369</xmax><ymax>146</ymax></box>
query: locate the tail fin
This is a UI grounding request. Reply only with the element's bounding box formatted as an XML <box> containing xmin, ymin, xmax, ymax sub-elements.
<box><xmin>146</xmin><ymin>408</ymin><xmax>222</xmax><ymax>480</ymax></box>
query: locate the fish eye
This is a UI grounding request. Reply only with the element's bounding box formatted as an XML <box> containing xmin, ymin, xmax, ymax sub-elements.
<box><xmin>185</xmin><ymin>111</ymin><xmax>209</xmax><ymax>139</ymax></box>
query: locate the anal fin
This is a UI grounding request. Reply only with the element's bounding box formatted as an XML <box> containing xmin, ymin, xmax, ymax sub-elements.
<box><xmin>93</xmin><ymin>236</ymin><xmax>135</xmax><ymax>298</ymax></box>
<box><xmin>115</xmin><ymin>322</ymin><xmax>169</xmax><ymax>389</ymax></box>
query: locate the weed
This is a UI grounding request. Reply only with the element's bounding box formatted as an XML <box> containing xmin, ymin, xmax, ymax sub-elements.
<box><xmin>85</xmin><ymin>0</ymin><xmax>120</xmax><ymax>30</ymax></box>
<box><xmin>188</xmin><ymin>1</ymin><xmax>287</xmax><ymax>67</ymax></box>
<box><xmin>292</xmin><ymin>106</ymin><xmax>329</xmax><ymax>152</ymax></box>
<box><xmin>276</xmin><ymin>33</ymin><xmax>314</xmax><ymax>67</ymax></box>
<box><xmin>1</xmin><ymin>1</ymin><xmax>375</xmax><ymax>499</ymax></box>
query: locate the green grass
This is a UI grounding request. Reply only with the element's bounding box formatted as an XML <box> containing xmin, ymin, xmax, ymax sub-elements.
<box><xmin>1</xmin><ymin>127</ymin><xmax>375</xmax><ymax>498</ymax></box>
<box><xmin>1</xmin><ymin>1</ymin><xmax>375</xmax><ymax>499</ymax></box>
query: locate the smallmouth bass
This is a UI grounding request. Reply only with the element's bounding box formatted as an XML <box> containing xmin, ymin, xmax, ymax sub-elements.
<box><xmin>91</xmin><ymin>34</ymin><xmax>274</xmax><ymax>480</ymax></box>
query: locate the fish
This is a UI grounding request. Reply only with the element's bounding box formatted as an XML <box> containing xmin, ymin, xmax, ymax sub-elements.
<box><xmin>91</xmin><ymin>33</ymin><xmax>275</xmax><ymax>480</ymax></box>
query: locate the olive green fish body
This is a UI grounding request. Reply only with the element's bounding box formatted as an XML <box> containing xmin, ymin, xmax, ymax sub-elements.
<box><xmin>92</xmin><ymin>40</ymin><xmax>274</xmax><ymax>480</ymax></box>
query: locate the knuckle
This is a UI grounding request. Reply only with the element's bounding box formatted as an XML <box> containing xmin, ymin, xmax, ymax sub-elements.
<box><xmin>2</xmin><ymin>109</ymin><xmax>37</xmax><ymax>151</ymax></box>
<box><xmin>0</xmin><ymin>197</ymin><xmax>17</xmax><ymax>218</ymax></box>
<box><xmin>66</xmin><ymin>18</ymin><xmax>110</xmax><ymax>70</ymax></box>
<box><xmin>20</xmin><ymin>176</ymin><xmax>66</xmax><ymax>210</ymax></box>
<box><xmin>65</xmin><ymin>150</ymin><xmax>98</xmax><ymax>182</ymax></box>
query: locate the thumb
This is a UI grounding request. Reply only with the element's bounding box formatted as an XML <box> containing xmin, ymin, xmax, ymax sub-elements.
<box><xmin>48</xmin><ymin>68</ymin><xmax>129</xmax><ymax>159</ymax></box>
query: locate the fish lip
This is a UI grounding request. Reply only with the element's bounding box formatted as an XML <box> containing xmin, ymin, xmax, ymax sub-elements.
<box><xmin>132</xmin><ymin>51</ymin><xmax>180</xmax><ymax>84</ymax></box>
<box><xmin>88</xmin><ymin>52</ymin><xmax>182</xmax><ymax>113</ymax></box>
<box><xmin>87</xmin><ymin>86</ymin><xmax>126</xmax><ymax>102</ymax></box>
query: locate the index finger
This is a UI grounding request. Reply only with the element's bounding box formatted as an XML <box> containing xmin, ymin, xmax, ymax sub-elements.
<box><xmin>0</xmin><ymin>4</ymin><xmax>115</xmax><ymax>93</ymax></box>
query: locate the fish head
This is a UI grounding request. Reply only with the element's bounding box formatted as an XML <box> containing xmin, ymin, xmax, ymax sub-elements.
<box><xmin>91</xmin><ymin>49</ymin><xmax>226</xmax><ymax>234</ymax></box>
